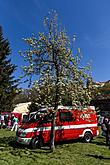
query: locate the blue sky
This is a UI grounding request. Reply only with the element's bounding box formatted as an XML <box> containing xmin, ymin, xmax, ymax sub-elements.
<box><xmin>0</xmin><ymin>0</ymin><xmax>110</xmax><ymax>88</ymax></box>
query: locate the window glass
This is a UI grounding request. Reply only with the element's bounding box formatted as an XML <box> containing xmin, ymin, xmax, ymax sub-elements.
<box><xmin>29</xmin><ymin>114</ymin><xmax>41</xmax><ymax>122</ymax></box>
<box><xmin>22</xmin><ymin>115</ymin><xmax>29</xmax><ymax>123</ymax></box>
<box><xmin>43</xmin><ymin>113</ymin><xmax>53</xmax><ymax>123</ymax></box>
<box><xmin>60</xmin><ymin>112</ymin><xmax>73</xmax><ymax>122</ymax></box>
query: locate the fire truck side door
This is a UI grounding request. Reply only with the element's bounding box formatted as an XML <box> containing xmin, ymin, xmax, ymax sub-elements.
<box><xmin>56</xmin><ymin>111</ymin><xmax>76</xmax><ymax>141</ymax></box>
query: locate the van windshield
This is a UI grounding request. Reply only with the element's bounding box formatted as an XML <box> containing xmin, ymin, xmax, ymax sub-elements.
<box><xmin>28</xmin><ymin>111</ymin><xmax>53</xmax><ymax>123</ymax></box>
<box><xmin>28</xmin><ymin>109</ymin><xmax>48</xmax><ymax>123</ymax></box>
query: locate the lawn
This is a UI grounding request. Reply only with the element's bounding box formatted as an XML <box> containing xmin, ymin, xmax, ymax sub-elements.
<box><xmin>0</xmin><ymin>129</ymin><xmax>110</xmax><ymax>165</ymax></box>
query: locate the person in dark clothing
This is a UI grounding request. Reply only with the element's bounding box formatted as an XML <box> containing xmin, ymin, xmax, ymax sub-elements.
<box><xmin>101</xmin><ymin>117</ymin><xmax>110</xmax><ymax>146</ymax></box>
<box><xmin>11</xmin><ymin>115</ymin><xmax>14</xmax><ymax>127</ymax></box>
<box><xmin>4</xmin><ymin>115</ymin><xmax>8</xmax><ymax>127</ymax></box>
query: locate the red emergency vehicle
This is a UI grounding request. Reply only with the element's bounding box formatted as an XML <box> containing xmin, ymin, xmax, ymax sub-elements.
<box><xmin>16</xmin><ymin>106</ymin><xmax>99</xmax><ymax>148</ymax></box>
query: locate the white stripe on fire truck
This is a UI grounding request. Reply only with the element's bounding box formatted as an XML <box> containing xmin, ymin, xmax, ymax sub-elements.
<box><xmin>23</xmin><ymin>123</ymin><xmax>97</xmax><ymax>133</ymax></box>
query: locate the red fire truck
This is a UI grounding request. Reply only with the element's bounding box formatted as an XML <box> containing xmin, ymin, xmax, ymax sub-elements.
<box><xmin>16</xmin><ymin>106</ymin><xmax>99</xmax><ymax>148</ymax></box>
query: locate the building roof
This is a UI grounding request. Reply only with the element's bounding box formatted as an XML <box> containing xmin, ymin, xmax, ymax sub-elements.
<box><xmin>13</xmin><ymin>102</ymin><xmax>31</xmax><ymax>114</ymax></box>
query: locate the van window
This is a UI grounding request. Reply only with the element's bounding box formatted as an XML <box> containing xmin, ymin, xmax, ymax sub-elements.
<box><xmin>60</xmin><ymin>112</ymin><xmax>73</xmax><ymax>122</ymax></box>
<box><xmin>43</xmin><ymin>113</ymin><xmax>53</xmax><ymax>123</ymax></box>
<box><xmin>29</xmin><ymin>114</ymin><xmax>41</xmax><ymax>122</ymax></box>
<box><xmin>22</xmin><ymin>115</ymin><xmax>29</xmax><ymax>123</ymax></box>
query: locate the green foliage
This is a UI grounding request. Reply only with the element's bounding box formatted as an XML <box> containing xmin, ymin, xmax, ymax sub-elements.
<box><xmin>0</xmin><ymin>26</ymin><xmax>18</xmax><ymax>112</ymax></box>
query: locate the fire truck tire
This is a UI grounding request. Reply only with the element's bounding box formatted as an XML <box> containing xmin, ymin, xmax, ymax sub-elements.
<box><xmin>83</xmin><ymin>132</ymin><xmax>92</xmax><ymax>143</ymax></box>
<box><xmin>31</xmin><ymin>136</ymin><xmax>43</xmax><ymax>149</ymax></box>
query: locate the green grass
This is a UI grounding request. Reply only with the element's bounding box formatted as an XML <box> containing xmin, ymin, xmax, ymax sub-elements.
<box><xmin>0</xmin><ymin>129</ymin><xmax>110</xmax><ymax>165</ymax></box>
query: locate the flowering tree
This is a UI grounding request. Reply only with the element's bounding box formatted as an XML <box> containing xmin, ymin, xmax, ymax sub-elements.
<box><xmin>20</xmin><ymin>11</ymin><xmax>93</xmax><ymax>151</ymax></box>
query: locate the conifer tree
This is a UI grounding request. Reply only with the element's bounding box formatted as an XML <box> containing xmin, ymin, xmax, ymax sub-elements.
<box><xmin>0</xmin><ymin>26</ymin><xmax>18</xmax><ymax>112</ymax></box>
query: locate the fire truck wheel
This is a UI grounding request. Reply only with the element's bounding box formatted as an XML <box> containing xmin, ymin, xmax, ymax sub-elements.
<box><xmin>83</xmin><ymin>132</ymin><xmax>92</xmax><ymax>143</ymax></box>
<box><xmin>31</xmin><ymin>137</ymin><xmax>43</xmax><ymax>149</ymax></box>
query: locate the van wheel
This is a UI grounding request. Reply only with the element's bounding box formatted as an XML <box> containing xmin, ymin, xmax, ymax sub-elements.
<box><xmin>83</xmin><ymin>132</ymin><xmax>92</xmax><ymax>143</ymax></box>
<box><xmin>31</xmin><ymin>137</ymin><xmax>43</xmax><ymax>149</ymax></box>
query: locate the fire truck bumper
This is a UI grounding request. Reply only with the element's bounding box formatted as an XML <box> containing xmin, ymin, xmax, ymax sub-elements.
<box><xmin>16</xmin><ymin>136</ymin><xmax>32</xmax><ymax>145</ymax></box>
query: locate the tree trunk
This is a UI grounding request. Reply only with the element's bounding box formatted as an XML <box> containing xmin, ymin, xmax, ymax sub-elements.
<box><xmin>50</xmin><ymin>111</ymin><xmax>56</xmax><ymax>151</ymax></box>
<box><xmin>50</xmin><ymin>50</ymin><xmax>59</xmax><ymax>151</ymax></box>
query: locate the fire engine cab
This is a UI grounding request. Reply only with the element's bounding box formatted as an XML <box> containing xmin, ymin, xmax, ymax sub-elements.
<box><xmin>16</xmin><ymin>106</ymin><xmax>99</xmax><ymax>148</ymax></box>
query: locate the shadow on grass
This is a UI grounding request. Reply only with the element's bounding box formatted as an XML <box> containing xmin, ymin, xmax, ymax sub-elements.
<box><xmin>0</xmin><ymin>135</ymin><xmax>29</xmax><ymax>150</ymax></box>
<box><xmin>0</xmin><ymin>132</ymin><xmax>51</xmax><ymax>154</ymax></box>
<box><xmin>7</xmin><ymin>138</ymin><xmax>80</xmax><ymax>154</ymax></box>
<box><xmin>92</xmin><ymin>136</ymin><xmax>106</xmax><ymax>146</ymax></box>
<box><xmin>8</xmin><ymin>137</ymin><xmax>89</xmax><ymax>150</ymax></box>
<box><xmin>0</xmin><ymin>136</ymin><xmax>15</xmax><ymax>147</ymax></box>
<box><xmin>9</xmin><ymin>139</ymin><xmax>52</xmax><ymax>153</ymax></box>
<box><xmin>86</xmin><ymin>154</ymin><xmax>110</xmax><ymax>160</ymax></box>
<box><xmin>9</xmin><ymin>139</ymin><xmax>27</xmax><ymax>149</ymax></box>
<box><xmin>97</xmin><ymin>136</ymin><xmax>105</xmax><ymax>139</ymax></box>
<box><xmin>91</xmin><ymin>141</ymin><xmax>105</xmax><ymax>146</ymax></box>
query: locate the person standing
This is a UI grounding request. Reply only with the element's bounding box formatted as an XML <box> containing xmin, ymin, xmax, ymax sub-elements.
<box><xmin>11</xmin><ymin>116</ymin><xmax>18</xmax><ymax>131</ymax></box>
<box><xmin>4</xmin><ymin>115</ymin><xmax>8</xmax><ymax>127</ymax></box>
<box><xmin>1</xmin><ymin>115</ymin><xmax>4</xmax><ymax>127</ymax></box>
<box><xmin>11</xmin><ymin>115</ymin><xmax>14</xmax><ymax>127</ymax></box>
<box><xmin>106</xmin><ymin>118</ymin><xmax>110</xmax><ymax>148</ymax></box>
<box><xmin>101</xmin><ymin>117</ymin><xmax>110</xmax><ymax>146</ymax></box>
<box><xmin>8</xmin><ymin>119</ymin><xmax>11</xmax><ymax>128</ymax></box>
